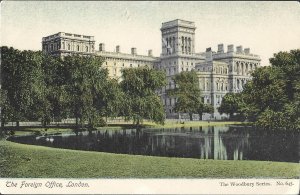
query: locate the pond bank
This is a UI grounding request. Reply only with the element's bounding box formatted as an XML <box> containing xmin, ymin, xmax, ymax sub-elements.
<box><xmin>0</xmin><ymin>140</ymin><xmax>299</xmax><ymax>178</ymax></box>
<box><xmin>2</xmin><ymin>121</ymin><xmax>246</xmax><ymax>136</ymax></box>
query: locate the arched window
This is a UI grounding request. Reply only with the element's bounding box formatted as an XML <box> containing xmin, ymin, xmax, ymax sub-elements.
<box><xmin>77</xmin><ymin>45</ymin><xmax>80</xmax><ymax>51</ymax></box>
<box><xmin>68</xmin><ymin>44</ymin><xmax>70</xmax><ymax>50</ymax></box>
<box><xmin>86</xmin><ymin>46</ymin><xmax>89</xmax><ymax>52</ymax></box>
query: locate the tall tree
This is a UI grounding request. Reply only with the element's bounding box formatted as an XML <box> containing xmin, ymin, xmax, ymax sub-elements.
<box><xmin>239</xmin><ymin>49</ymin><xmax>300</xmax><ymax>129</ymax></box>
<box><xmin>101</xmin><ymin>78</ymin><xmax>125</xmax><ymax>121</ymax></box>
<box><xmin>120</xmin><ymin>67</ymin><xmax>166</xmax><ymax>125</ymax></box>
<box><xmin>168</xmin><ymin>70</ymin><xmax>203</xmax><ymax>121</ymax></box>
<box><xmin>63</xmin><ymin>55</ymin><xmax>107</xmax><ymax>129</ymax></box>
<box><xmin>218</xmin><ymin>93</ymin><xmax>241</xmax><ymax>118</ymax></box>
<box><xmin>1</xmin><ymin>47</ymin><xmax>46</xmax><ymax>127</ymax></box>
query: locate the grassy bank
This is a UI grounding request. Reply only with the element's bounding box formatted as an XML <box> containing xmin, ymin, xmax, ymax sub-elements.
<box><xmin>0</xmin><ymin>140</ymin><xmax>299</xmax><ymax>178</ymax></box>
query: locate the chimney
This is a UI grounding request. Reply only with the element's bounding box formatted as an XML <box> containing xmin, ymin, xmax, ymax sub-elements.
<box><xmin>148</xmin><ymin>49</ymin><xmax>153</xmax><ymax>57</ymax></box>
<box><xmin>236</xmin><ymin>45</ymin><xmax>243</xmax><ymax>53</ymax></box>
<box><xmin>244</xmin><ymin>48</ymin><xmax>250</xmax><ymax>54</ymax></box>
<box><xmin>205</xmin><ymin>47</ymin><xmax>212</xmax><ymax>61</ymax></box>
<box><xmin>217</xmin><ymin>44</ymin><xmax>224</xmax><ymax>53</ymax></box>
<box><xmin>227</xmin><ymin>44</ymin><xmax>234</xmax><ymax>53</ymax></box>
<box><xmin>99</xmin><ymin>43</ymin><xmax>105</xmax><ymax>52</ymax></box>
<box><xmin>131</xmin><ymin>47</ymin><xmax>137</xmax><ymax>55</ymax></box>
<box><xmin>116</xmin><ymin>45</ymin><xmax>120</xmax><ymax>53</ymax></box>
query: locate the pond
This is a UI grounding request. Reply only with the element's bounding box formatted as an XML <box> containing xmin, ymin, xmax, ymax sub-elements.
<box><xmin>8</xmin><ymin>125</ymin><xmax>299</xmax><ymax>163</ymax></box>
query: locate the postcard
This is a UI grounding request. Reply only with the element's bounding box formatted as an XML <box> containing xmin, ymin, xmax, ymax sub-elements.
<box><xmin>0</xmin><ymin>1</ymin><xmax>299</xmax><ymax>194</ymax></box>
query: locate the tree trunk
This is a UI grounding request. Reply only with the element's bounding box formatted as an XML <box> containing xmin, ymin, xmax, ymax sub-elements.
<box><xmin>199</xmin><ymin>112</ymin><xmax>203</xmax><ymax>121</ymax></box>
<box><xmin>75</xmin><ymin>117</ymin><xmax>79</xmax><ymax>129</ymax></box>
<box><xmin>189</xmin><ymin>113</ymin><xmax>193</xmax><ymax>121</ymax></box>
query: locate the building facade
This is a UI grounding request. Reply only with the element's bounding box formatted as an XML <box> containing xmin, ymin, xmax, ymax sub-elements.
<box><xmin>42</xmin><ymin>19</ymin><xmax>261</xmax><ymax>119</ymax></box>
<box><xmin>42</xmin><ymin>32</ymin><xmax>95</xmax><ymax>57</ymax></box>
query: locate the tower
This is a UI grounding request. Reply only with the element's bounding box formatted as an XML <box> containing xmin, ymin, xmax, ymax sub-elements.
<box><xmin>161</xmin><ymin>19</ymin><xmax>196</xmax><ymax>56</ymax></box>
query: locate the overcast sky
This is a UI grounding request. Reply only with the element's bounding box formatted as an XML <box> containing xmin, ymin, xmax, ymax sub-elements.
<box><xmin>1</xmin><ymin>1</ymin><xmax>300</xmax><ymax>65</ymax></box>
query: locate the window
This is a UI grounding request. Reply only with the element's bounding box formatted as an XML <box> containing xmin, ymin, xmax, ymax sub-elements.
<box><xmin>62</xmin><ymin>42</ymin><xmax>65</xmax><ymax>49</ymax></box>
<box><xmin>51</xmin><ymin>44</ymin><xmax>53</xmax><ymax>51</ymax></box>
<box><xmin>77</xmin><ymin>45</ymin><xmax>80</xmax><ymax>51</ymax></box>
<box><xmin>86</xmin><ymin>46</ymin><xmax>88</xmax><ymax>52</ymax></box>
<box><xmin>130</xmin><ymin>64</ymin><xmax>132</xmax><ymax>67</ymax></box>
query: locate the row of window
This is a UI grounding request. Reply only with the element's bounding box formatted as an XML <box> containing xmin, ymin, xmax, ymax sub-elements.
<box><xmin>44</xmin><ymin>42</ymin><xmax>94</xmax><ymax>53</ymax></box>
<box><xmin>103</xmin><ymin>57</ymin><xmax>153</xmax><ymax>65</ymax></box>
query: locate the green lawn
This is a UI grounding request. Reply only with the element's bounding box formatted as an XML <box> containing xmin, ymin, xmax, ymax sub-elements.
<box><xmin>0</xmin><ymin>140</ymin><xmax>299</xmax><ymax>178</ymax></box>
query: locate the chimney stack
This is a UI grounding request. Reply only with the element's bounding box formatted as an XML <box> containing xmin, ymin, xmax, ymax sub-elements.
<box><xmin>99</xmin><ymin>43</ymin><xmax>105</xmax><ymax>52</ymax></box>
<box><xmin>227</xmin><ymin>44</ymin><xmax>234</xmax><ymax>53</ymax></box>
<box><xmin>131</xmin><ymin>47</ymin><xmax>137</xmax><ymax>55</ymax></box>
<box><xmin>148</xmin><ymin>49</ymin><xmax>153</xmax><ymax>57</ymax></box>
<box><xmin>116</xmin><ymin>45</ymin><xmax>120</xmax><ymax>53</ymax></box>
<box><xmin>205</xmin><ymin>47</ymin><xmax>212</xmax><ymax>61</ymax></box>
<box><xmin>217</xmin><ymin>44</ymin><xmax>224</xmax><ymax>53</ymax></box>
<box><xmin>236</xmin><ymin>45</ymin><xmax>243</xmax><ymax>53</ymax></box>
<box><xmin>244</xmin><ymin>48</ymin><xmax>250</xmax><ymax>54</ymax></box>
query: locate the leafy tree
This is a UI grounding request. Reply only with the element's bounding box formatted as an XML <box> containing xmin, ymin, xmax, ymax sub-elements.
<box><xmin>101</xmin><ymin>78</ymin><xmax>125</xmax><ymax>121</ymax></box>
<box><xmin>197</xmin><ymin>103</ymin><xmax>214</xmax><ymax>120</ymax></box>
<box><xmin>218</xmin><ymin>93</ymin><xmax>241</xmax><ymax>118</ymax></box>
<box><xmin>63</xmin><ymin>55</ymin><xmax>107</xmax><ymax>129</ymax></box>
<box><xmin>38</xmin><ymin>54</ymin><xmax>69</xmax><ymax>126</ymax></box>
<box><xmin>1</xmin><ymin>47</ymin><xmax>46</xmax><ymax>127</ymax></box>
<box><xmin>120</xmin><ymin>67</ymin><xmax>166</xmax><ymax>125</ymax></box>
<box><xmin>168</xmin><ymin>70</ymin><xmax>203</xmax><ymax>121</ymax></box>
<box><xmin>239</xmin><ymin>49</ymin><xmax>300</xmax><ymax>130</ymax></box>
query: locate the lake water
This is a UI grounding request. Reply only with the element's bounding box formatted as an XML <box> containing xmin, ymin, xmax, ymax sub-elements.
<box><xmin>8</xmin><ymin>125</ymin><xmax>299</xmax><ymax>162</ymax></box>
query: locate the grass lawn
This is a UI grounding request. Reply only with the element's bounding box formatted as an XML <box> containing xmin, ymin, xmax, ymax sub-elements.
<box><xmin>0</xmin><ymin>140</ymin><xmax>299</xmax><ymax>178</ymax></box>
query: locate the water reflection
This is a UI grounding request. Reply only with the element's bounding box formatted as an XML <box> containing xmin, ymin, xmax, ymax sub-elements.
<box><xmin>9</xmin><ymin>126</ymin><xmax>299</xmax><ymax>162</ymax></box>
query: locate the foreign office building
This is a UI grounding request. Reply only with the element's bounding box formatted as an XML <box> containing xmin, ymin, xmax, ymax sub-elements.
<box><xmin>42</xmin><ymin>19</ymin><xmax>261</xmax><ymax>120</ymax></box>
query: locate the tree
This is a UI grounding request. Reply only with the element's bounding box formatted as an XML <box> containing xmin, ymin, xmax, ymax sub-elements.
<box><xmin>168</xmin><ymin>70</ymin><xmax>202</xmax><ymax>121</ymax></box>
<box><xmin>120</xmin><ymin>67</ymin><xmax>166</xmax><ymax>126</ymax></box>
<box><xmin>1</xmin><ymin>47</ymin><xmax>46</xmax><ymax>127</ymax></box>
<box><xmin>239</xmin><ymin>49</ymin><xmax>300</xmax><ymax>130</ymax></box>
<box><xmin>218</xmin><ymin>93</ymin><xmax>241</xmax><ymax>118</ymax></box>
<box><xmin>41</xmin><ymin>54</ymin><xmax>68</xmax><ymax>124</ymax></box>
<box><xmin>101</xmin><ymin>78</ymin><xmax>125</xmax><ymax>121</ymax></box>
<box><xmin>197</xmin><ymin>103</ymin><xmax>214</xmax><ymax>120</ymax></box>
<box><xmin>63</xmin><ymin>55</ymin><xmax>107</xmax><ymax>129</ymax></box>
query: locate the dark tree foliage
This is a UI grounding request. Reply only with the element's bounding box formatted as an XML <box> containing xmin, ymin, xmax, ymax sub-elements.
<box><xmin>240</xmin><ymin>49</ymin><xmax>300</xmax><ymax>130</ymax></box>
<box><xmin>120</xmin><ymin>67</ymin><xmax>166</xmax><ymax>125</ymax></box>
<box><xmin>63</xmin><ymin>55</ymin><xmax>107</xmax><ymax>129</ymax></box>
<box><xmin>218</xmin><ymin>93</ymin><xmax>241</xmax><ymax>118</ymax></box>
<box><xmin>168</xmin><ymin>70</ymin><xmax>207</xmax><ymax>121</ymax></box>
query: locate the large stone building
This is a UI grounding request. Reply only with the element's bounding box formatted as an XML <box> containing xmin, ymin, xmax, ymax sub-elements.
<box><xmin>42</xmin><ymin>19</ymin><xmax>261</xmax><ymax>119</ymax></box>
<box><xmin>42</xmin><ymin>32</ymin><xmax>95</xmax><ymax>57</ymax></box>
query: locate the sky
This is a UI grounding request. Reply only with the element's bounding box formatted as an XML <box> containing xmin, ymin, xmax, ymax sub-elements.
<box><xmin>1</xmin><ymin>1</ymin><xmax>300</xmax><ymax>66</ymax></box>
